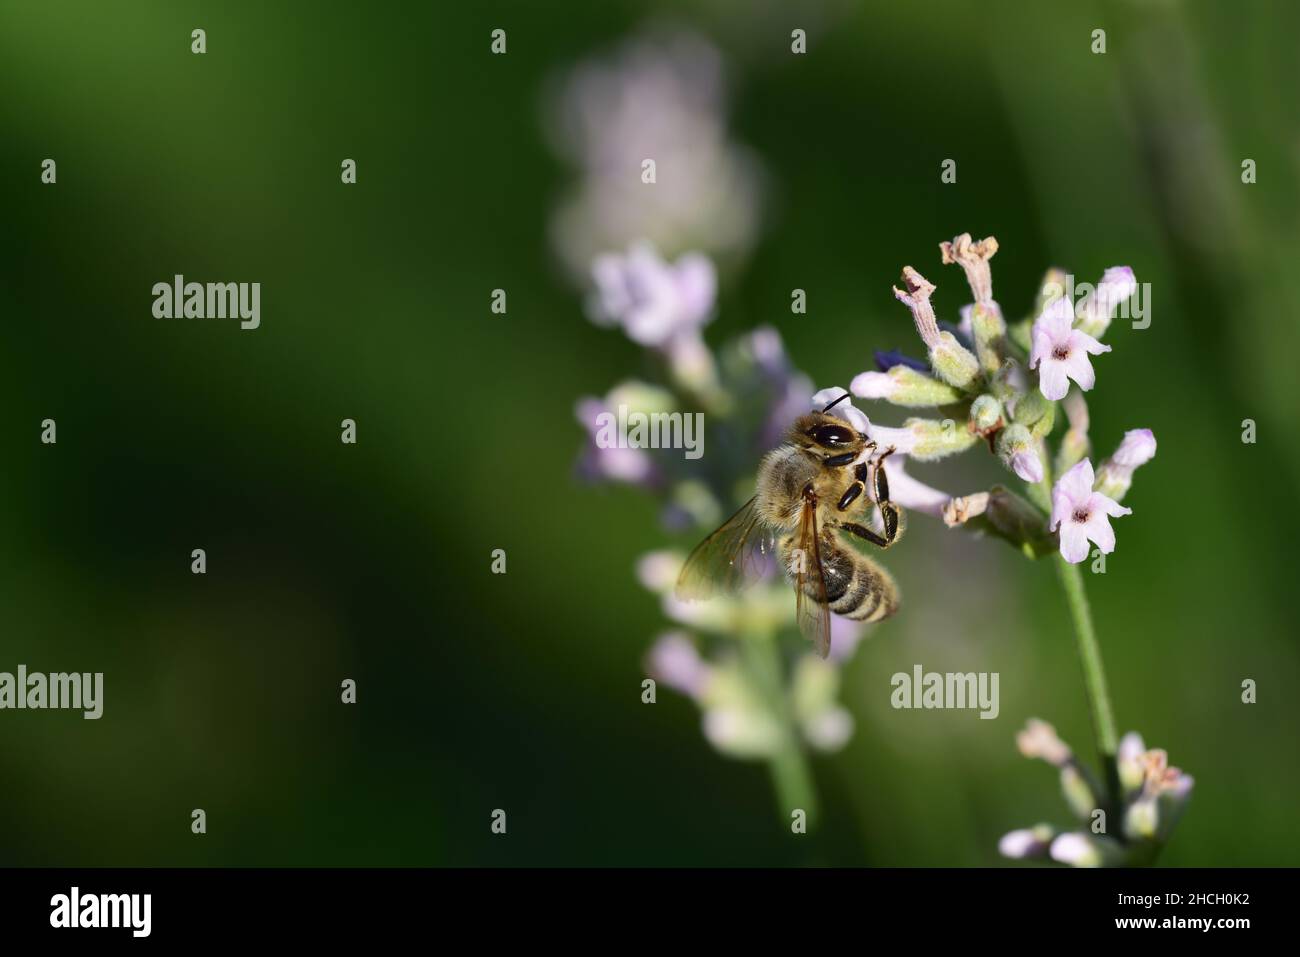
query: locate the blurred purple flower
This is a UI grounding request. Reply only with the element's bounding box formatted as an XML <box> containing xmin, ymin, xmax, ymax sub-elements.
<box><xmin>590</xmin><ymin>242</ymin><xmax>716</xmax><ymax>347</ymax></box>
<box><xmin>546</xmin><ymin>29</ymin><xmax>765</xmax><ymax>280</ymax></box>
<box><xmin>574</xmin><ymin>384</ymin><xmax>674</xmax><ymax>488</ymax></box>
<box><xmin>646</xmin><ymin>632</ymin><xmax>711</xmax><ymax>699</ymax></box>
<box><xmin>739</xmin><ymin>326</ymin><xmax>814</xmax><ymax>449</ymax></box>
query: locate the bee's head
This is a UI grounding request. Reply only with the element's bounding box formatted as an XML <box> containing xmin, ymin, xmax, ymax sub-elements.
<box><xmin>790</xmin><ymin>393</ymin><xmax>869</xmax><ymax>460</ymax></box>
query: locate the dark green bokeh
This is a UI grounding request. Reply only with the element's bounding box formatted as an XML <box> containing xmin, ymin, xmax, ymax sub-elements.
<box><xmin>1</xmin><ymin>0</ymin><xmax>1296</xmax><ymax>866</ymax></box>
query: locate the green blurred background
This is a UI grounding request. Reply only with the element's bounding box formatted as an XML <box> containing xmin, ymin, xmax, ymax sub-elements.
<box><xmin>1</xmin><ymin>0</ymin><xmax>1297</xmax><ymax>866</ymax></box>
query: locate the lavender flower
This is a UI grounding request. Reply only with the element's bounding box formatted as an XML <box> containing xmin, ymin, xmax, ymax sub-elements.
<box><xmin>574</xmin><ymin>227</ymin><xmax>1172</xmax><ymax>847</ymax></box>
<box><xmin>573</xmin><ymin>382</ymin><xmax>675</xmax><ymax>488</ymax></box>
<box><xmin>587</xmin><ymin>242</ymin><xmax>725</xmax><ymax>400</ymax></box>
<box><xmin>646</xmin><ymin>632</ymin><xmax>712</xmax><ymax>699</ymax></box>
<box><xmin>848</xmin><ymin>232</ymin><xmax>1153</xmax><ymax>566</ymax></box>
<box><xmin>1094</xmin><ymin>429</ymin><xmax>1157</xmax><ymax>501</ymax></box>
<box><xmin>1002</xmin><ymin>720</ymin><xmax>1193</xmax><ymax>867</ymax></box>
<box><xmin>590</xmin><ymin>242</ymin><xmax>716</xmax><ymax>347</ymax></box>
<box><xmin>545</xmin><ymin>29</ymin><xmax>765</xmax><ymax>281</ymax></box>
<box><xmin>1049</xmin><ymin>459</ymin><xmax>1132</xmax><ymax>564</ymax></box>
<box><xmin>642</xmin><ymin>577</ymin><xmax>858</xmax><ymax>757</ymax></box>
<box><xmin>1029</xmin><ymin>297</ymin><xmax>1111</xmax><ymax>401</ymax></box>
<box><xmin>1076</xmin><ymin>266</ymin><xmax>1139</xmax><ymax>338</ymax></box>
<box><xmin>998</xmin><ymin>825</ymin><xmax>1056</xmax><ymax>860</ymax></box>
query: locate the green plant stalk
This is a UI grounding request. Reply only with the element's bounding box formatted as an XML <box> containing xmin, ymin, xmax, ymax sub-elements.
<box><xmin>1054</xmin><ymin>552</ymin><xmax>1121</xmax><ymax>811</ymax></box>
<box><xmin>1038</xmin><ymin>436</ymin><xmax>1121</xmax><ymax>812</ymax></box>
<box><xmin>742</xmin><ymin>629</ymin><xmax>818</xmax><ymax>825</ymax></box>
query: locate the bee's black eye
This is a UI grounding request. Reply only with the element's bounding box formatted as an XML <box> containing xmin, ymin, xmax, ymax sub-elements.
<box><xmin>810</xmin><ymin>424</ymin><xmax>855</xmax><ymax>448</ymax></box>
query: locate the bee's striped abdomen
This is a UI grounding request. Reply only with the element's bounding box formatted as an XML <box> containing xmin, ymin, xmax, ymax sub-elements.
<box><xmin>829</xmin><ymin>548</ymin><xmax>900</xmax><ymax>623</ymax></box>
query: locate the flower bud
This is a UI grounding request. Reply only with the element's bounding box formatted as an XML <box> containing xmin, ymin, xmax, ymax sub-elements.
<box><xmin>1094</xmin><ymin>428</ymin><xmax>1156</xmax><ymax>502</ymax></box>
<box><xmin>1117</xmin><ymin>732</ymin><xmax>1147</xmax><ymax>794</ymax></box>
<box><xmin>998</xmin><ymin>824</ymin><xmax>1055</xmax><ymax>860</ymax></box>
<box><xmin>969</xmin><ymin>394</ymin><xmax>1003</xmax><ymax>433</ymax></box>
<box><xmin>1009</xmin><ymin>391</ymin><xmax>1056</xmax><ymax>438</ymax></box>
<box><xmin>699</xmin><ymin>664</ymin><xmax>784</xmax><ymax>759</ymax></box>
<box><xmin>970</xmin><ymin>301</ymin><xmax>1009</xmax><ymax>375</ymax></box>
<box><xmin>851</xmin><ymin>366</ymin><xmax>963</xmax><ymax>408</ymax></box>
<box><xmin>1124</xmin><ymin>794</ymin><xmax>1159</xmax><ymax>841</ymax></box>
<box><xmin>791</xmin><ymin>655</ymin><xmax>854</xmax><ymax>752</ymax></box>
<box><xmin>882</xmin><ymin>417</ymin><xmax>979</xmax><ymax>461</ymax></box>
<box><xmin>1016</xmin><ymin>719</ymin><xmax>1072</xmax><ymax>766</ymax></box>
<box><xmin>1076</xmin><ymin>266</ymin><xmax>1138</xmax><ymax>339</ymax></box>
<box><xmin>929</xmin><ymin>331</ymin><xmax>982</xmax><ymax>392</ymax></box>
<box><xmin>996</xmin><ymin>424</ymin><xmax>1043</xmax><ymax>483</ymax></box>
<box><xmin>1060</xmin><ymin>764</ymin><xmax>1099</xmax><ymax>821</ymax></box>
<box><xmin>1049</xmin><ymin>832</ymin><xmax>1125</xmax><ymax>868</ymax></box>
<box><xmin>985</xmin><ymin>487</ymin><xmax>1055</xmax><ymax>557</ymax></box>
<box><xmin>1155</xmin><ymin>774</ymin><xmax>1194</xmax><ymax>843</ymax></box>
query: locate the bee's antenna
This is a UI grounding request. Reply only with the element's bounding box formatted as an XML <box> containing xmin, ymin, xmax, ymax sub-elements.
<box><xmin>821</xmin><ymin>392</ymin><xmax>853</xmax><ymax>414</ymax></box>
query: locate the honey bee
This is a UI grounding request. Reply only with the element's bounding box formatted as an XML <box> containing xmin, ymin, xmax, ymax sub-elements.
<box><xmin>675</xmin><ymin>393</ymin><xmax>902</xmax><ymax>658</ymax></box>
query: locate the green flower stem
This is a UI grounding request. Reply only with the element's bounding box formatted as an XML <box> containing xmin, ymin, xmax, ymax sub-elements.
<box><xmin>1039</xmin><ymin>440</ymin><xmax>1121</xmax><ymax>812</ymax></box>
<box><xmin>742</xmin><ymin>630</ymin><xmax>818</xmax><ymax>825</ymax></box>
<box><xmin>1053</xmin><ymin>553</ymin><xmax>1121</xmax><ymax>810</ymax></box>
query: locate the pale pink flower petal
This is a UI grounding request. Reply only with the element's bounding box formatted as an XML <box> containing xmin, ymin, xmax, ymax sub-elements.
<box><xmin>811</xmin><ymin>387</ymin><xmax>870</xmax><ymax>434</ymax></box>
<box><xmin>1080</xmin><ymin>511</ymin><xmax>1117</xmax><ymax>554</ymax></box>
<box><xmin>589</xmin><ymin>243</ymin><xmax>717</xmax><ymax>347</ymax></box>
<box><xmin>849</xmin><ymin>370</ymin><xmax>892</xmax><ymax>399</ymax></box>
<box><xmin>1037</xmin><ymin>359</ymin><xmax>1071</xmax><ymax>401</ymax></box>
<box><xmin>672</xmin><ymin>253</ymin><xmax>717</xmax><ymax>326</ymax></box>
<box><xmin>1030</xmin><ymin>298</ymin><xmax>1110</xmax><ymax>399</ymax></box>
<box><xmin>1056</xmin><ymin>459</ymin><xmax>1096</xmax><ymax>510</ymax></box>
<box><xmin>1051</xmin><ymin>459</ymin><xmax>1131</xmax><ymax>563</ymax></box>
<box><xmin>840</xmin><ymin>405</ymin><xmax>870</xmax><ymax>433</ymax></box>
<box><xmin>1011</xmin><ymin>449</ymin><xmax>1044</xmax><ymax>484</ymax></box>
<box><xmin>1095</xmin><ymin>494</ymin><xmax>1133</xmax><ymax>519</ymax></box>
<box><xmin>1084</xmin><ymin>266</ymin><xmax>1138</xmax><ymax>326</ymax></box>
<box><xmin>826</xmin><ymin>615</ymin><xmax>866</xmax><ymax>663</ymax></box>
<box><xmin>1039</xmin><ymin>296</ymin><xmax>1075</xmax><ymax>339</ymax></box>
<box><xmin>884</xmin><ymin>457</ymin><xmax>951</xmax><ymax>517</ymax></box>
<box><xmin>1075</xmin><ymin>328</ymin><xmax>1111</xmax><ymax>356</ymax></box>
<box><xmin>1058</xmin><ymin>522</ymin><xmax>1093</xmax><ymax>563</ymax></box>
<box><xmin>1112</xmin><ymin>428</ymin><xmax>1157</xmax><ymax>468</ymax></box>
<box><xmin>866</xmin><ymin>423</ymin><xmax>918</xmax><ymax>454</ymax></box>
<box><xmin>1029</xmin><ymin>329</ymin><xmax>1055</xmax><ymax>371</ymax></box>
<box><xmin>1058</xmin><ymin>347</ymin><xmax>1097</xmax><ymax>392</ymax></box>
<box><xmin>646</xmin><ymin>632</ymin><xmax>710</xmax><ymax>699</ymax></box>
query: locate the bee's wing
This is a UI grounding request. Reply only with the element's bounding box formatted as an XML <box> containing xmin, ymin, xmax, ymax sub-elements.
<box><xmin>794</xmin><ymin>499</ymin><xmax>832</xmax><ymax>659</ymax></box>
<box><xmin>675</xmin><ymin>496</ymin><xmax>779</xmax><ymax>600</ymax></box>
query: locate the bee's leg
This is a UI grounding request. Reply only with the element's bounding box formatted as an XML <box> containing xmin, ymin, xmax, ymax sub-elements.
<box><xmin>834</xmin><ymin>457</ymin><xmax>871</xmax><ymax>511</ymax></box>
<box><xmin>869</xmin><ymin>447</ymin><xmax>902</xmax><ymax>547</ymax></box>
<box><xmin>870</xmin><ymin>446</ymin><xmax>898</xmax><ymax>506</ymax></box>
<box><xmin>841</xmin><ymin>448</ymin><xmax>902</xmax><ymax>549</ymax></box>
<box><xmin>835</xmin><ymin>478</ymin><xmax>863</xmax><ymax>511</ymax></box>
<box><xmin>838</xmin><ymin>520</ymin><xmax>892</xmax><ymax>549</ymax></box>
